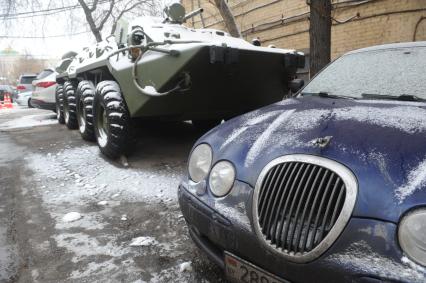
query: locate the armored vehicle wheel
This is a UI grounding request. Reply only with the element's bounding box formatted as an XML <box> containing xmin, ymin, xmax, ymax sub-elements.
<box><xmin>93</xmin><ymin>81</ymin><xmax>130</xmax><ymax>159</ymax></box>
<box><xmin>63</xmin><ymin>81</ymin><xmax>79</xmax><ymax>129</ymax></box>
<box><xmin>192</xmin><ymin>119</ymin><xmax>222</xmax><ymax>131</ymax></box>
<box><xmin>55</xmin><ymin>84</ymin><xmax>65</xmax><ymax>124</ymax></box>
<box><xmin>76</xmin><ymin>81</ymin><xmax>96</xmax><ymax>141</ymax></box>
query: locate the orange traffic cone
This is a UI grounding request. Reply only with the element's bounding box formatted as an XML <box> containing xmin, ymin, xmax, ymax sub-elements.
<box><xmin>4</xmin><ymin>93</ymin><xmax>13</xmax><ymax>109</ymax></box>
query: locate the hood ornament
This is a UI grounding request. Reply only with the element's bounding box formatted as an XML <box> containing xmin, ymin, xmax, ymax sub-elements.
<box><xmin>311</xmin><ymin>136</ymin><xmax>333</xmax><ymax>148</ymax></box>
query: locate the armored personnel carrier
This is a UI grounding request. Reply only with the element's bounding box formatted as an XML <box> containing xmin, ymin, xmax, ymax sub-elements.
<box><xmin>55</xmin><ymin>3</ymin><xmax>304</xmax><ymax>159</ymax></box>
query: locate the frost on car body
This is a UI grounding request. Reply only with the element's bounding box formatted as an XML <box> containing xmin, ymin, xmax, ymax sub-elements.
<box><xmin>179</xmin><ymin>42</ymin><xmax>426</xmax><ymax>283</ymax></box>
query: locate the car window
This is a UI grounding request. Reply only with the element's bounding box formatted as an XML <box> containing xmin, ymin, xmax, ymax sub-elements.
<box><xmin>302</xmin><ymin>47</ymin><xmax>426</xmax><ymax>99</ymax></box>
<box><xmin>20</xmin><ymin>76</ymin><xmax>36</xmax><ymax>84</ymax></box>
<box><xmin>36</xmin><ymin>70</ymin><xmax>54</xmax><ymax>80</ymax></box>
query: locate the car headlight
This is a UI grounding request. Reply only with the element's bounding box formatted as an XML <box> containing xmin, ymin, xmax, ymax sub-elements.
<box><xmin>188</xmin><ymin>143</ymin><xmax>212</xmax><ymax>183</ymax></box>
<box><xmin>398</xmin><ymin>209</ymin><xmax>426</xmax><ymax>266</ymax></box>
<box><xmin>209</xmin><ymin>161</ymin><xmax>235</xmax><ymax>197</ymax></box>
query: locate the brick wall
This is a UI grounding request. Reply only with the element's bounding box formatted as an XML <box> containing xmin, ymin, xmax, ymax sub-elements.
<box><xmin>181</xmin><ymin>0</ymin><xmax>426</xmax><ymax>59</ymax></box>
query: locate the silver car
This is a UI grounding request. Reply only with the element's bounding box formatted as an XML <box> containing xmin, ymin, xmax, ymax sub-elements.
<box><xmin>15</xmin><ymin>91</ymin><xmax>33</xmax><ymax>107</ymax></box>
<box><xmin>16</xmin><ymin>74</ymin><xmax>37</xmax><ymax>96</ymax></box>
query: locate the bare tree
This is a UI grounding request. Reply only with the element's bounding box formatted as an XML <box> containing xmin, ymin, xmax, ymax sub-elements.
<box><xmin>212</xmin><ymin>0</ymin><xmax>241</xmax><ymax>38</ymax></box>
<box><xmin>78</xmin><ymin>0</ymin><xmax>158</xmax><ymax>42</ymax></box>
<box><xmin>308</xmin><ymin>0</ymin><xmax>331</xmax><ymax>77</ymax></box>
<box><xmin>1</xmin><ymin>0</ymin><xmax>161</xmax><ymax>42</ymax></box>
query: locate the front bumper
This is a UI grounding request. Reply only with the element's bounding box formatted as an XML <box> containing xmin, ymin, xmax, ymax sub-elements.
<box><xmin>178</xmin><ymin>180</ymin><xmax>426</xmax><ymax>283</ymax></box>
<box><xmin>30</xmin><ymin>98</ymin><xmax>55</xmax><ymax>111</ymax></box>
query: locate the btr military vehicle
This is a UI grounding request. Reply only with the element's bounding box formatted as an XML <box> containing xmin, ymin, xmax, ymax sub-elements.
<box><xmin>55</xmin><ymin>3</ymin><xmax>304</xmax><ymax>159</ymax></box>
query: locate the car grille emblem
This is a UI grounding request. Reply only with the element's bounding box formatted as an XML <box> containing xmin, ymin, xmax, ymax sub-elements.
<box><xmin>311</xmin><ymin>136</ymin><xmax>333</xmax><ymax>148</ymax></box>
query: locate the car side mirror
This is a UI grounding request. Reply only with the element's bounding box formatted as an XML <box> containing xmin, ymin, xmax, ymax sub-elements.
<box><xmin>289</xmin><ymin>79</ymin><xmax>304</xmax><ymax>93</ymax></box>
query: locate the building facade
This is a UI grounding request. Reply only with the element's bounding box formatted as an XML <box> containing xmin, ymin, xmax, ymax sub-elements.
<box><xmin>182</xmin><ymin>0</ymin><xmax>426</xmax><ymax>75</ymax></box>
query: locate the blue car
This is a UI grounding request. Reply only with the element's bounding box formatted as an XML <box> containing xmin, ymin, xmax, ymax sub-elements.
<box><xmin>178</xmin><ymin>41</ymin><xmax>426</xmax><ymax>283</ymax></box>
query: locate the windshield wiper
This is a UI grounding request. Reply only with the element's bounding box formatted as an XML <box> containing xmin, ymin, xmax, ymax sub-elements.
<box><xmin>301</xmin><ymin>92</ymin><xmax>357</xmax><ymax>100</ymax></box>
<box><xmin>361</xmin><ymin>93</ymin><xmax>426</xmax><ymax>102</ymax></box>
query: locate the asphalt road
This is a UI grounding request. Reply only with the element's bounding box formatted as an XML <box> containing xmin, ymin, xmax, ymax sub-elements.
<box><xmin>0</xmin><ymin>106</ymin><xmax>227</xmax><ymax>283</ymax></box>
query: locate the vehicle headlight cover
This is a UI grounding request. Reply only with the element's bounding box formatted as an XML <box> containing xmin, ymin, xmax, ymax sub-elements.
<box><xmin>188</xmin><ymin>143</ymin><xmax>212</xmax><ymax>183</ymax></box>
<box><xmin>399</xmin><ymin>209</ymin><xmax>426</xmax><ymax>266</ymax></box>
<box><xmin>209</xmin><ymin>161</ymin><xmax>235</xmax><ymax>197</ymax></box>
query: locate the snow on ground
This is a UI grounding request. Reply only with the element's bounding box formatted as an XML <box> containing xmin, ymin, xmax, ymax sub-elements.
<box><xmin>25</xmin><ymin>144</ymin><xmax>205</xmax><ymax>282</ymax></box>
<box><xmin>28</xmin><ymin>145</ymin><xmax>180</xmax><ymax>205</ymax></box>
<box><xmin>0</xmin><ymin>113</ymin><xmax>57</xmax><ymax>130</ymax></box>
<box><xmin>0</xmin><ymin>104</ymin><xmax>37</xmax><ymax>116</ymax></box>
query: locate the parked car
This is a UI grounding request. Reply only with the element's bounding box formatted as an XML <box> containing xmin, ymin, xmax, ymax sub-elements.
<box><xmin>16</xmin><ymin>74</ymin><xmax>37</xmax><ymax>97</ymax></box>
<box><xmin>0</xmin><ymin>85</ymin><xmax>15</xmax><ymax>102</ymax></box>
<box><xmin>15</xmin><ymin>91</ymin><xmax>33</xmax><ymax>107</ymax></box>
<box><xmin>178</xmin><ymin>41</ymin><xmax>426</xmax><ymax>283</ymax></box>
<box><xmin>31</xmin><ymin>68</ymin><xmax>57</xmax><ymax>111</ymax></box>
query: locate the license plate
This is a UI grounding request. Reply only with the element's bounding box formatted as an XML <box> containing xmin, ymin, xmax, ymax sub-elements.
<box><xmin>225</xmin><ymin>252</ymin><xmax>289</xmax><ymax>283</ymax></box>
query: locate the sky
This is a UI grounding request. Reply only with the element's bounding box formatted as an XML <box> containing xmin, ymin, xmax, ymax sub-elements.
<box><xmin>0</xmin><ymin>0</ymin><xmax>175</xmax><ymax>60</ymax></box>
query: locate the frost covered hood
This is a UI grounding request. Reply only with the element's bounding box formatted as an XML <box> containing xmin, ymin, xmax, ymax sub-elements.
<box><xmin>201</xmin><ymin>96</ymin><xmax>426</xmax><ymax>222</ymax></box>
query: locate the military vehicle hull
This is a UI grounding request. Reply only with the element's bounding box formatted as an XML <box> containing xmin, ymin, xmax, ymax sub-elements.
<box><xmin>54</xmin><ymin>4</ymin><xmax>304</xmax><ymax>159</ymax></box>
<box><xmin>108</xmin><ymin>45</ymin><xmax>302</xmax><ymax>119</ymax></box>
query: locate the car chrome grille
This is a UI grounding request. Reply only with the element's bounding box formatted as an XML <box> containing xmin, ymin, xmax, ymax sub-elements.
<box><xmin>253</xmin><ymin>155</ymin><xmax>357</xmax><ymax>262</ymax></box>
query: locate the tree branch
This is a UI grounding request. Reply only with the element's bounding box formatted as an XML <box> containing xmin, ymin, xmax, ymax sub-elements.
<box><xmin>97</xmin><ymin>0</ymin><xmax>115</xmax><ymax>31</ymax></box>
<box><xmin>110</xmin><ymin>0</ymin><xmax>149</xmax><ymax>35</ymax></box>
<box><xmin>90</xmin><ymin>0</ymin><xmax>99</xmax><ymax>12</ymax></box>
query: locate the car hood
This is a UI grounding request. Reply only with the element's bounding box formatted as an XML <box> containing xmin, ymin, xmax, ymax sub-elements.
<box><xmin>200</xmin><ymin>96</ymin><xmax>426</xmax><ymax>222</ymax></box>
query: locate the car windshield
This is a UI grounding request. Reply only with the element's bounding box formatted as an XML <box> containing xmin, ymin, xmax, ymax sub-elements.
<box><xmin>20</xmin><ymin>76</ymin><xmax>36</xmax><ymax>84</ymax></box>
<box><xmin>301</xmin><ymin>46</ymin><xmax>426</xmax><ymax>99</ymax></box>
<box><xmin>36</xmin><ymin>70</ymin><xmax>54</xmax><ymax>80</ymax></box>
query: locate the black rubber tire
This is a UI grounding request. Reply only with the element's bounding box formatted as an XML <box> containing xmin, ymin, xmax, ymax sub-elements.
<box><xmin>76</xmin><ymin>80</ymin><xmax>96</xmax><ymax>141</ymax></box>
<box><xmin>55</xmin><ymin>85</ymin><xmax>65</xmax><ymax>124</ymax></box>
<box><xmin>28</xmin><ymin>98</ymin><xmax>34</xmax><ymax>108</ymax></box>
<box><xmin>93</xmin><ymin>81</ymin><xmax>131</xmax><ymax>159</ymax></box>
<box><xmin>192</xmin><ymin>119</ymin><xmax>222</xmax><ymax>132</ymax></box>
<box><xmin>63</xmin><ymin>81</ymin><xmax>79</xmax><ymax>129</ymax></box>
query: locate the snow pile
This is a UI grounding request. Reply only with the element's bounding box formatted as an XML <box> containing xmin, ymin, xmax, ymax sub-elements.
<box><xmin>395</xmin><ymin>158</ymin><xmax>426</xmax><ymax>202</ymax></box>
<box><xmin>0</xmin><ymin>113</ymin><xmax>57</xmax><ymax>130</ymax></box>
<box><xmin>129</xmin><ymin>236</ymin><xmax>158</xmax><ymax>247</ymax></box>
<box><xmin>62</xmin><ymin>212</ymin><xmax>82</xmax><ymax>222</ymax></box>
<box><xmin>97</xmin><ymin>200</ymin><xmax>108</xmax><ymax>206</ymax></box>
<box><xmin>179</xmin><ymin>261</ymin><xmax>192</xmax><ymax>272</ymax></box>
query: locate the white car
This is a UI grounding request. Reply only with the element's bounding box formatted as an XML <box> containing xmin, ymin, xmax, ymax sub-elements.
<box><xmin>31</xmin><ymin>68</ymin><xmax>57</xmax><ymax>111</ymax></box>
<box><xmin>15</xmin><ymin>91</ymin><xmax>33</xmax><ymax>107</ymax></box>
